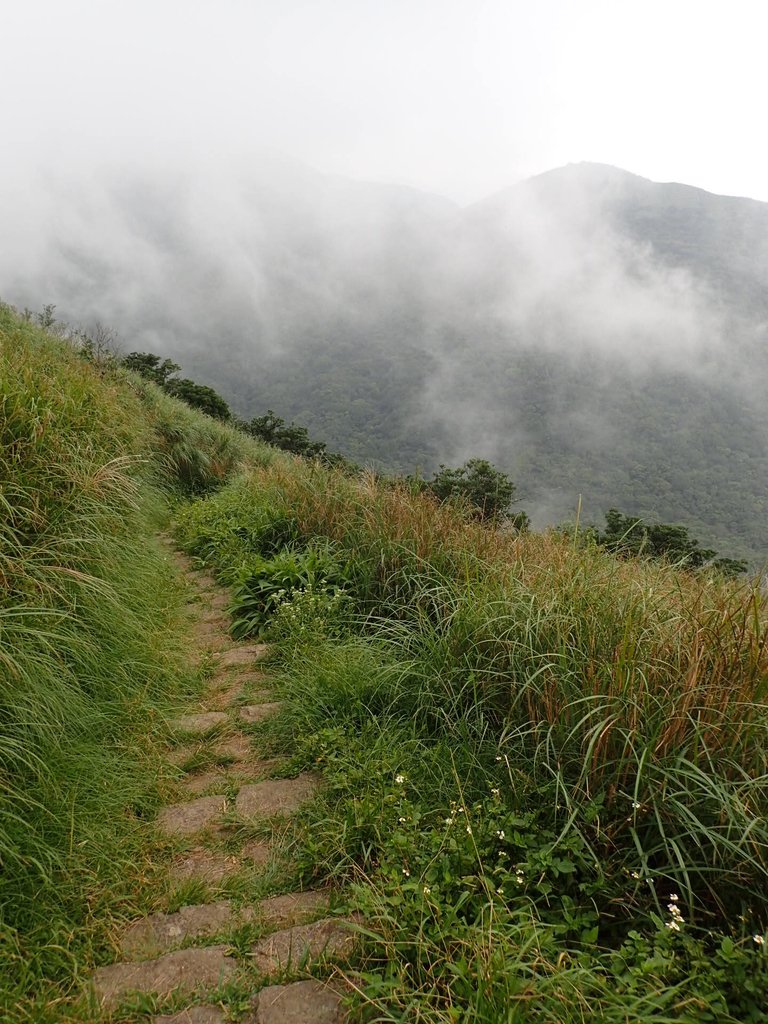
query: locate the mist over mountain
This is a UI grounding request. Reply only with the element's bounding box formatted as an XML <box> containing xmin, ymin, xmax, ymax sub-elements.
<box><xmin>3</xmin><ymin>159</ymin><xmax>767</xmax><ymax>561</ymax></box>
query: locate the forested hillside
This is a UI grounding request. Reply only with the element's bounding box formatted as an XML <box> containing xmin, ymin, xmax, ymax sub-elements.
<box><xmin>3</xmin><ymin>160</ymin><xmax>768</xmax><ymax>561</ymax></box>
<box><xmin>4</xmin><ymin>305</ymin><xmax>768</xmax><ymax>1021</ymax></box>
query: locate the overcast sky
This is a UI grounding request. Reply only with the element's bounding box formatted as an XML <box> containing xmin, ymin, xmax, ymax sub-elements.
<box><xmin>3</xmin><ymin>0</ymin><xmax>767</xmax><ymax>204</ymax></box>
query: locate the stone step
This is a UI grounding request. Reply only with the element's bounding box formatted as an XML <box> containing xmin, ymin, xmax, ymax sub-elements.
<box><xmin>181</xmin><ymin>760</ymin><xmax>281</xmax><ymax>797</ymax></box>
<box><xmin>235</xmin><ymin>775</ymin><xmax>319</xmax><ymax>818</ymax></box>
<box><xmin>204</xmin><ymin>680</ymin><xmax>245</xmax><ymax>709</ymax></box>
<box><xmin>234</xmin><ymin>671</ymin><xmax>272</xmax><ymax>686</ymax></box>
<box><xmin>203</xmin><ymin>593</ymin><xmax>232</xmax><ymax>612</ymax></box>
<box><xmin>168</xmin><ymin>841</ymin><xmax>272</xmax><ymax>886</ymax></box>
<box><xmin>249</xmin><ymin>918</ymin><xmax>358</xmax><ymax>974</ymax></box>
<box><xmin>120</xmin><ymin>901</ymin><xmax>250</xmax><ymax>959</ymax></box>
<box><xmin>171</xmin><ymin>712</ymin><xmax>228</xmax><ymax>735</ymax></box>
<box><xmin>157</xmin><ymin>795</ymin><xmax>227</xmax><ymax>837</ymax></box>
<box><xmin>215</xmin><ymin>645</ymin><xmax>270</xmax><ymax>668</ymax></box>
<box><xmin>258</xmin><ymin>889</ymin><xmax>329</xmax><ymax>927</ymax></box>
<box><xmin>239</xmin><ymin>702</ymin><xmax>282</xmax><ymax>725</ymax></box>
<box><xmin>253</xmin><ymin>980</ymin><xmax>348</xmax><ymax>1023</ymax></box>
<box><xmin>213</xmin><ymin>733</ymin><xmax>253</xmax><ymax>762</ymax></box>
<box><xmin>193</xmin><ymin>621</ymin><xmax>231</xmax><ymax>640</ymax></box>
<box><xmin>92</xmin><ymin>946</ymin><xmax>235</xmax><ymax>1008</ymax></box>
<box><xmin>120</xmin><ymin>890</ymin><xmax>331</xmax><ymax>959</ymax></box>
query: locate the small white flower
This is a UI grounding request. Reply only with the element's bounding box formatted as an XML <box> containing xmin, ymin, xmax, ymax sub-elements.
<box><xmin>490</xmin><ymin>788</ymin><xmax>500</xmax><ymax>797</ymax></box>
<box><xmin>753</xmin><ymin>934</ymin><xmax>765</xmax><ymax>946</ymax></box>
<box><xmin>496</xmin><ymin>830</ymin><xmax>505</xmax><ymax>840</ymax></box>
<box><xmin>495</xmin><ymin>756</ymin><xmax>502</xmax><ymax>762</ymax></box>
<box><xmin>466</xmin><ymin>825</ymin><xmax>473</xmax><ymax>835</ymax></box>
<box><xmin>497</xmin><ymin>887</ymin><xmax>504</xmax><ymax>896</ymax></box>
<box><xmin>423</xmin><ymin>885</ymin><xmax>431</xmax><ymax>895</ymax></box>
<box><xmin>515</xmin><ymin>870</ymin><xmax>524</xmax><ymax>885</ymax></box>
<box><xmin>402</xmin><ymin>868</ymin><xmax>410</xmax><ymax>876</ymax></box>
<box><xmin>669</xmin><ymin>893</ymin><xmax>679</xmax><ymax>902</ymax></box>
<box><xmin>444</xmin><ymin>817</ymin><xmax>454</xmax><ymax>826</ymax></box>
<box><xmin>395</xmin><ymin>775</ymin><xmax>405</xmax><ymax>784</ymax></box>
<box><xmin>630</xmin><ymin>871</ymin><xmax>641</xmax><ymax>880</ymax></box>
<box><xmin>399</xmin><ymin>817</ymin><xmax>407</xmax><ymax>823</ymax></box>
<box><xmin>665</xmin><ymin>920</ymin><xmax>680</xmax><ymax>931</ymax></box>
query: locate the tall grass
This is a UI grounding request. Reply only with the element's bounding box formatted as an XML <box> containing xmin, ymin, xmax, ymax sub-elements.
<box><xmin>0</xmin><ymin>304</ymin><xmax>262</xmax><ymax>1018</ymax></box>
<box><xmin>177</xmin><ymin>452</ymin><xmax>768</xmax><ymax>1017</ymax></box>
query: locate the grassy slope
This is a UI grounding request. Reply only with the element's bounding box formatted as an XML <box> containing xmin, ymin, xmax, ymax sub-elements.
<box><xmin>0</xmin><ymin>305</ymin><xmax>269</xmax><ymax>1021</ymax></box>
<box><xmin>4</xmin><ymin>298</ymin><xmax>768</xmax><ymax>1020</ymax></box>
<box><xmin>175</xmin><ymin>460</ymin><xmax>768</xmax><ymax>1021</ymax></box>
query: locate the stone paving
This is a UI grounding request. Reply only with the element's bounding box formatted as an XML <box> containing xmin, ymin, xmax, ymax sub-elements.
<box><xmin>88</xmin><ymin>541</ymin><xmax>353</xmax><ymax>1022</ymax></box>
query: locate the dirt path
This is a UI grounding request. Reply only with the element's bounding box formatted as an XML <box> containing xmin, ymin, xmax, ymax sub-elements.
<box><xmin>88</xmin><ymin>543</ymin><xmax>356</xmax><ymax>1023</ymax></box>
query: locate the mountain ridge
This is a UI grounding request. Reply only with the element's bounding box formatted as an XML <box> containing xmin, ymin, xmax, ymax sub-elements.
<box><xmin>2</xmin><ymin>158</ymin><xmax>767</xmax><ymax>561</ymax></box>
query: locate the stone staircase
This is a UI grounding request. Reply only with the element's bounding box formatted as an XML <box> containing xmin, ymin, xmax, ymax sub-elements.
<box><xmin>89</xmin><ymin>546</ymin><xmax>356</xmax><ymax>1022</ymax></box>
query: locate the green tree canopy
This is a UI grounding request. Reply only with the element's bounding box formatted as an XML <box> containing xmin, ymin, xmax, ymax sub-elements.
<box><xmin>427</xmin><ymin>458</ymin><xmax>528</xmax><ymax>526</ymax></box>
<box><xmin>122</xmin><ymin>351</ymin><xmax>181</xmax><ymax>386</ymax></box>
<box><xmin>244</xmin><ymin>410</ymin><xmax>327</xmax><ymax>458</ymax></box>
<box><xmin>165</xmin><ymin>378</ymin><xmax>231</xmax><ymax>420</ymax></box>
<box><xmin>597</xmin><ymin>508</ymin><xmax>747</xmax><ymax>575</ymax></box>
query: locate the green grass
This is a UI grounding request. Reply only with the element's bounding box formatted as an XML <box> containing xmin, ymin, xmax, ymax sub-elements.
<box><xmin>176</xmin><ymin>454</ymin><xmax>768</xmax><ymax>1021</ymax></box>
<box><xmin>5</xmin><ymin>295</ymin><xmax>768</xmax><ymax>1020</ymax></box>
<box><xmin>0</xmin><ymin>304</ymin><xmax>273</xmax><ymax>1020</ymax></box>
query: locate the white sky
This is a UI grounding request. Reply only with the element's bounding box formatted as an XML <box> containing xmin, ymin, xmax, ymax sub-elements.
<box><xmin>2</xmin><ymin>0</ymin><xmax>767</xmax><ymax>203</ymax></box>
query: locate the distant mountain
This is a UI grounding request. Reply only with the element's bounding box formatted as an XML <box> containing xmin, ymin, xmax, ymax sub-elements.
<box><xmin>2</xmin><ymin>159</ymin><xmax>767</xmax><ymax>561</ymax></box>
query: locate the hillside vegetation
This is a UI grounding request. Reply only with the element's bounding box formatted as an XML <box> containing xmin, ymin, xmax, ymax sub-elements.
<box><xmin>0</xmin><ymin>305</ymin><xmax>269</xmax><ymax>1020</ymax></box>
<box><xmin>3</xmin><ymin>302</ymin><xmax>768</xmax><ymax>1020</ymax></box>
<box><xmin>174</xmin><ymin>458</ymin><xmax>768</xmax><ymax>1021</ymax></box>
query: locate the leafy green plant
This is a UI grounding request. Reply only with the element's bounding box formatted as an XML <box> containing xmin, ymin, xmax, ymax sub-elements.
<box><xmin>227</xmin><ymin>544</ymin><xmax>353</xmax><ymax>639</ymax></box>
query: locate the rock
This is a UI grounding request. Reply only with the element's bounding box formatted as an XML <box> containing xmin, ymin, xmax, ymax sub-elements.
<box><xmin>249</xmin><ymin>918</ymin><xmax>357</xmax><ymax>974</ymax></box>
<box><xmin>253</xmin><ymin>979</ymin><xmax>348</xmax><ymax>1023</ymax></box>
<box><xmin>206</xmin><ymin>680</ymin><xmax>244</xmax><ymax>709</ymax></box>
<box><xmin>215</xmin><ymin>645</ymin><xmax>270</xmax><ymax>668</ymax></box>
<box><xmin>258</xmin><ymin>889</ymin><xmax>329</xmax><ymax>927</ymax></box>
<box><xmin>213</xmin><ymin>733</ymin><xmax>252</xmax><ymax>762</ymax></box>
<box><xmin>193</xmin><ymin>621</ymin><xmax>231</xmax><ymax>640</ymax></box>
<box><xmin>240</xmin><ymin>840</ymin><xmax>273</xmax><ymax>868</ymax></box>
<box><xmin>170</xmin><ymin>712</ymin><xmax>228</xmax><ymax>735</ymax></box>
<box><xmin>235</xmin><ymin>776</ymin><xmax>318</xmax><ymax>819</ymax></box>
<box><xmin>154</xmin><ymin>1007</ymin><xmax>227</xmax><ymax>1024</ymax></box>
<box><xmin>120</xmin><ymin>901</ymin><xmax>251</xmax><ymax>958</ymax></box>
<box><xmin>157</xmin><ymin>796</ymin><xmax>226</xmax><ymax>837</ymax></box>
<box><xmin>234</xmin><ymin>671</ymin><xmax>271</xmax><ymax>686</ymax></box>
<box><xmin>239</xmin><ymin>703</ymin><xmax>282</xmax><ymax>724</ymax></box>
<box><xmin>92</xmin><ymin>946</ymin><xmax>235</xmax><ymax>1007</ymax></box>
<box><xmin>180</xmin><ymin>771</ymin><xmax>227</xmax><ymax>797</ymax></box>
<box><xmin>169</xmin><ymin>848</ymin><xmax>242</xmax><ymax>885</ymax></box>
